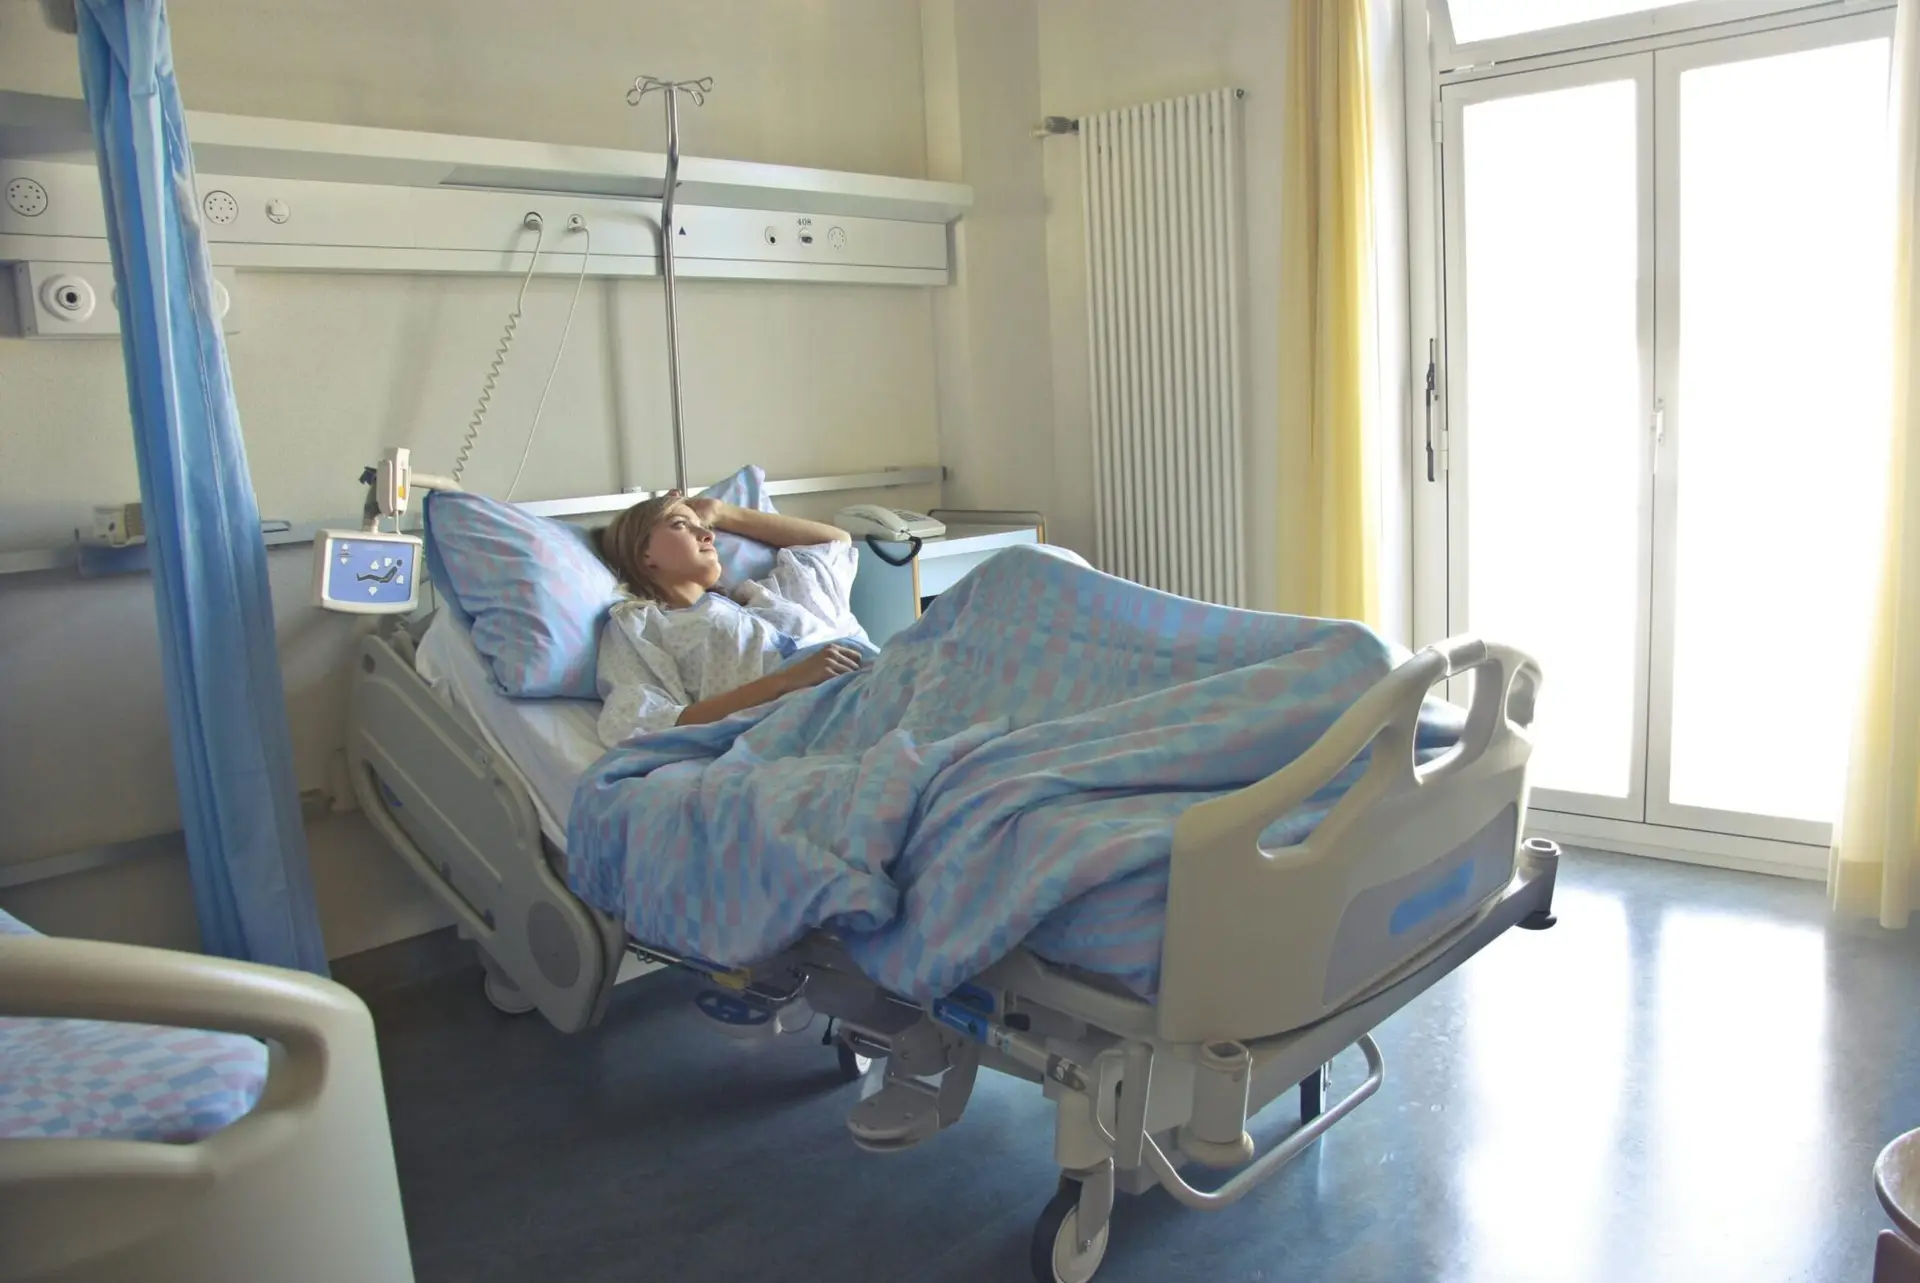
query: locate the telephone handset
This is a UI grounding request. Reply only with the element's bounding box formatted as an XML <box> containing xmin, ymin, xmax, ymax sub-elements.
<box><xmin>833</xmin><ymin>505</ymin><xmax>947</xmax><ymax>566</ymax></box>
<box><xmin>832</xmin><ymin>504</ymin><xmax>947</xmax><ymax>541</ymax></box>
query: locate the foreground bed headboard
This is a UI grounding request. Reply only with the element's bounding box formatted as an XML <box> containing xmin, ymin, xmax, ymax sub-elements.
<box><xmin>0</xmin><ymin>934</ymin><xmax>413</xmax><ymax>1282</ymax></box>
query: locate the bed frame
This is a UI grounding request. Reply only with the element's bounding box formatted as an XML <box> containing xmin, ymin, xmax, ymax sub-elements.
<box><xmin>346</xmin><ymin>621</ymin><xmax>1556</xmax><ymax>1283</ymax></box>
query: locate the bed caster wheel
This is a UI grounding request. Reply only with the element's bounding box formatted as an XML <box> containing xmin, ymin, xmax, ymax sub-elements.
<box><xmin>483</xmin><ymin>972</ymin><xmax>536</xmax><ymax>1016</ymax></box>
<box><xmin>1031</xmin><ymin>1181</ymin><xmax>1110</xmax><ymax>1283</ymax></box>
<box><xmin>836</xmin><ymin>1039</ymin><xmax>875</xmax><ymax>1082</ymax></box>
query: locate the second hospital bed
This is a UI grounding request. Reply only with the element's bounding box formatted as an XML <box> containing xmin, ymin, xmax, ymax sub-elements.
<box><xmin>0</xmin><ymin>908</ymin><xmax>414</xmax><ymax>1283</ymax></box>
<box><xmin>345</xmin><ymin>570</ymin><xmax>1559</xmax><ymax>1283</ymax></box>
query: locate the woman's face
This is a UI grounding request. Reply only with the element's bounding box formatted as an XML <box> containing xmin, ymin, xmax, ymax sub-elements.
<box><xmin>643</xmin><ymin>501</ymin><xmax>722</xmax><ymax>591</ymax></box>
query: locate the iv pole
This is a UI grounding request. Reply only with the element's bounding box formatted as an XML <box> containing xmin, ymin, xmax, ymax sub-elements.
<box><xmin>626</xmin><ymin>74</ymin><xmax>711</xmax><ymax>495</ymax></box>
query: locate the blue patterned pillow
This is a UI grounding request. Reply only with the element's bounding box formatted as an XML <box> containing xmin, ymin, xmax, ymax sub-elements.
<box><xmin>425</xmin><ymin>491</ymin><xmax>620</xmax><ymax>699</ymax></box>
<box><xmin>702</xmin><ymin>464</ymin><xmax>780</xmax><ymax>587</ymax></box>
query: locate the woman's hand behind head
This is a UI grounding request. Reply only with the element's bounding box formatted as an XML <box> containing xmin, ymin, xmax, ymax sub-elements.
<box><xmin>682</xmin><ymin>494</ymin><xmax>728</xmax><ymax>527</ymax></box>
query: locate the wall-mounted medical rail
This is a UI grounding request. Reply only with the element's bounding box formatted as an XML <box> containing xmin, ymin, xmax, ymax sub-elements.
<box><xmin>0</xmin><ymin>92</ymin><xmax>971</xmax><ymax>289</ymax></box>
<box><xmin>0</xmin><ymin>466</ymin><xmax>944</xmax><ymax>581</ymax></box>
<box><xmin>517</xmin><ymin>465</ymin><xmax>945</xmax><ymax>518</ymax></box>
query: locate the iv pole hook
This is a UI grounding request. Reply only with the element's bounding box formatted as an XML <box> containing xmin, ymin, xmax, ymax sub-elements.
<box><xmin>626</xmin><ymin>75</ymin><xmax>712</xmax><ymax>495</ymax></box>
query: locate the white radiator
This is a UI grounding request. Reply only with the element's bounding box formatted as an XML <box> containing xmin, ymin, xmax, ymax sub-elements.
<box><xmin>1082</xmin><ymin>87</ymin><xmax>1247</xmax><ymax>606</ymax></box>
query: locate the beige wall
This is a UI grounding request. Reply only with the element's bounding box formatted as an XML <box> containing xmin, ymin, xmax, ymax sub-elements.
<box><xmin>0</xmin><ymin>0</ymin><xmax>930</xmax><ymax>174</ymax></box>
<box><xmin>921</xmin><ymin>0</ymin><xmax>1058</xmax><ymax>523</ymax></box>
<box><xmin>1035</xmin><ymin>0</ymin><xmax>1411</xmax><ymax>631</ymax></box>
<box><xmin>1036</xmin><ymin>0</ymin><xmax>1293</xmax><ymax>606</ymax></box>
<box><xmin>0</xmin><ymin>0</ymin><xmax>942</xmax><ymax>958</ymax></box>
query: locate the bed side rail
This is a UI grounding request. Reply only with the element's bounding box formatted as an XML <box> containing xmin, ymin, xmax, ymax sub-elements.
<box><xmin>346</xmin><ymin>634</ymin><xmax>618</xmax><ymax>1033</ymax></box>
<box><xmin>1155</xmin><ymin>636</ymin><xmax>1542</xmax><ymax>1045</ymax></box>
<box><xmin>0</xmin><ymin>934</ymin><xmax>413</xmax><ymax>1283</ymax></box>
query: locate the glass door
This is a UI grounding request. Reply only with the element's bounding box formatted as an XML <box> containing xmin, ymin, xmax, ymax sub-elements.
<box><xmin>1441</xmin><ymin>56</ymin><xmax>1657</xmax><ymax>822</ymax></box>
<box><xmin>1438</xmin><ymin>11</ymin><xmax>1893</xmax><ymax>841</ymax></box>
<box><xmin>1646</xmin><ymin>14</ymin><xmax>1894</xmax><ymax>842</ymax></box>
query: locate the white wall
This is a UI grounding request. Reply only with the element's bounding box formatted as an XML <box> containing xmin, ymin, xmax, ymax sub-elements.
<box><xmin>0</xmin><ymin>0</ymin><xmax>942</xmax><ymax>958</ymax></box>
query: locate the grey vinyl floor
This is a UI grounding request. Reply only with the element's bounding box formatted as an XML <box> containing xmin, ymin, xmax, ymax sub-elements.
<box><xmin>372</xmin><ymin>849</ymin><xmax>1920</xmax><ymax>1283</ymax></box>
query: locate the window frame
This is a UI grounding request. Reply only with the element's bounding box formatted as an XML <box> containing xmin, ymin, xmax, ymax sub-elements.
<box><xmin>1405</xmin><ymin>0</ymin><xmax>1900</xmax><ymax>868</ymax></box>
<box><xmin>1432</xmin><ymin>0</ymin><xmax>1860</xmax><ymax>69</ymax></box>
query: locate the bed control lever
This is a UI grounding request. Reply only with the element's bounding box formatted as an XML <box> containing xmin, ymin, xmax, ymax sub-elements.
<box><xmin>933</xmin><ymin>998</ymin><xmax>1091</xmax><ymax>1092</ymax></box>
<box><xmin>846</xmin><ymin>1017</ymin><xmax>982</xmax><ymax>1152</ymax></box>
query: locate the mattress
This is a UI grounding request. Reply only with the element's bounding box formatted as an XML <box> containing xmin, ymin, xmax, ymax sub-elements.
<box><xmin>415</xmin><ymin>611</ymin><xmax>606</xmax><ymax>849</ymax></box>
<box><xmin>0</xmin><ymin>907</ymin><xmax>269</xmax><ymax>1142</ymax></box>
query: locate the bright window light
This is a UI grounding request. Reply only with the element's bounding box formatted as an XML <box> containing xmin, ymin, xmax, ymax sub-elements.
<box><xmin>1462</xmin><ymin>78</ymin><xmax>1643</xmax><ymax>799</ymax></box>
<box><xmin>1665</xmin><ymin>36</ymin><xmax>1892</xmax><ymax>824</ymax></box>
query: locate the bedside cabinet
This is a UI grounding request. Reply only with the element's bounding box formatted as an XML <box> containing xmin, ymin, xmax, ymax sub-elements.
<box><xmin>849</xmin><ymin>521</ymin><xmax>1043</xmax><ymax>645</ymax></box>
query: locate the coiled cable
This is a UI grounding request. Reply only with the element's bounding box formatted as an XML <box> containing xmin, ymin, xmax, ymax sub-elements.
<box><xmin>451</xmin><ymin>212</ymin><xmax>548</xmax><ymax>486</ymax></box>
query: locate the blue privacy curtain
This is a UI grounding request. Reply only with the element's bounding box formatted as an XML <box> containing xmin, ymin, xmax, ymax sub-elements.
<box><xmin>76</xmin><ymin>0</ymin><xmax>328</xmax><ymax>974</ymax></box>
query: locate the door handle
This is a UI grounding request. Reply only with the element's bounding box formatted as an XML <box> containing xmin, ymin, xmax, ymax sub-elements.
<box><xmin>1424</xmin><ymin>339</ymin><xmax>1440</xmax><ymax>483</ymax></box>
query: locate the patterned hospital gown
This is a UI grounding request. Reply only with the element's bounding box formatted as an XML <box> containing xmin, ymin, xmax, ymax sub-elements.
<box><xmin>596</xmin><ymin>540</ymin><xmax>863</xmax><ymax>745</ymax></box>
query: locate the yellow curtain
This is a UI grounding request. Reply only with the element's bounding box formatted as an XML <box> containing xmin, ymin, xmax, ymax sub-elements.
<box><xmin>1830</xmin><ymin>0</ymin><xmax>1920</xmax><ymax>927</ymax></box>
<box><xmin>1277</xmin><ymin>0</ymin><xmax>1380</xmax><ymax>626</ymax></box>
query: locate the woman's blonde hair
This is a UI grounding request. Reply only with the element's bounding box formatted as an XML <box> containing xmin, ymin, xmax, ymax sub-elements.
<box><xmin>592</xmin><ymin>494</ymin><xmax>686</xmax><ymax>602</ymax></box>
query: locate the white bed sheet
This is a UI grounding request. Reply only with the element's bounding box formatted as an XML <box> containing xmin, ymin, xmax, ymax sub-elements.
<box><xmin>414</xmin><ymin>613</ymin><xmax>606</xmax><ymax>849</ymax></box>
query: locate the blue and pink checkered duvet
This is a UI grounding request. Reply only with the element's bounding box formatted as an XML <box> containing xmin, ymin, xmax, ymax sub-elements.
<box><xmin>0</xmin><ymin>909</ymin><xmax>267</xmax><ymax>1141</ymax></box>
<box><xmin>567</xmin><ymin>547</ymin><xmax>1460</xmax><ymax>1000</ymax></box>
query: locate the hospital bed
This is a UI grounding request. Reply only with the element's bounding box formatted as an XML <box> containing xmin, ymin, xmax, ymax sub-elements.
<box><xmin>0</xmin><ymin>911</ymin><xmax>412</xmax><ymax>1283</ymax></box>
<box><xmin>347</xmin><ymin>594</ymin><xmax>1556</xmax><ymax>1283</ymax></box>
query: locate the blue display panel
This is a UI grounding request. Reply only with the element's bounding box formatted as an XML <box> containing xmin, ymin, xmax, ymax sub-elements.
<box><xmin>326</xmin><ymin>536</ymin><xmax>417</xmax><ymax>608</ymax></box>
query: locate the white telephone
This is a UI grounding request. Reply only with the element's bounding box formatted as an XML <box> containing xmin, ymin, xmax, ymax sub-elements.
<box><xmin>833</xmin><ymin>504</ymin><xmax>947</xmax><ymax>541</ymax></box>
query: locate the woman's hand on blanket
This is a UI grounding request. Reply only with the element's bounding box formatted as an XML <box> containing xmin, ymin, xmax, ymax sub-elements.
<box><xmin>781</xmin><ymin>644</ymin><xmax>865</xmax><ymax>692</ymax></box>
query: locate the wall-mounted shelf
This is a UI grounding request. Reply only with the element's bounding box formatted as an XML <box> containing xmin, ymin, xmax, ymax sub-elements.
<box><xmin>0</xmin><ymin>466</ymin><xmax>946</xmax><ymax>580</ymax></box>
<box><xmin>0</xmin><ymin>93</ymin><xmax>970</xmax><ymax>286</ymax></box>
<box><xmin>0</xmin><ymin>521</ymin><xmax>321</xmax><ymax>579</ymax></box>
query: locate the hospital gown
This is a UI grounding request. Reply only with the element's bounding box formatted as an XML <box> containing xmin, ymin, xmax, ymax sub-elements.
<box><xmin>596</xmin><ymin>541</ymin><xmax>863</xmax><ymax>745</ymax></box>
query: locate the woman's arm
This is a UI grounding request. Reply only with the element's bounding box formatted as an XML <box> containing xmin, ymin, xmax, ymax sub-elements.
<box><xmin>674</xmin><ymin>671</ymin><xmax>797</xmax><ymax>726</ymax></box>
<box><xmin>687</xmin><ymin>497</ymin><xmax>849</xmax><ymax>549</ymax></box>
<box><xmin>675</xmin><ymin>644</ymin><xmax>864</xmax><ymax>726</ymax></box>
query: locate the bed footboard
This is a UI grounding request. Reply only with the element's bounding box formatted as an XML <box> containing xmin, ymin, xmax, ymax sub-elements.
<box><xmin>347</xmin><ymin>634</ymin><xmax>621</xmax><ymax>1033</ymax></box>
<box><xmin>1156</xmin><ymin>636</ymin><xmax>1543</xmax><ymax>1045</ymax></box>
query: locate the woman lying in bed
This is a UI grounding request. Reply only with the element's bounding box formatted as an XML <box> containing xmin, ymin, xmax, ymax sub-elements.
<box><xmin>592</xmin><ymin>494</ymin><xmax>870</xmax><ymax>744</ymax></box>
